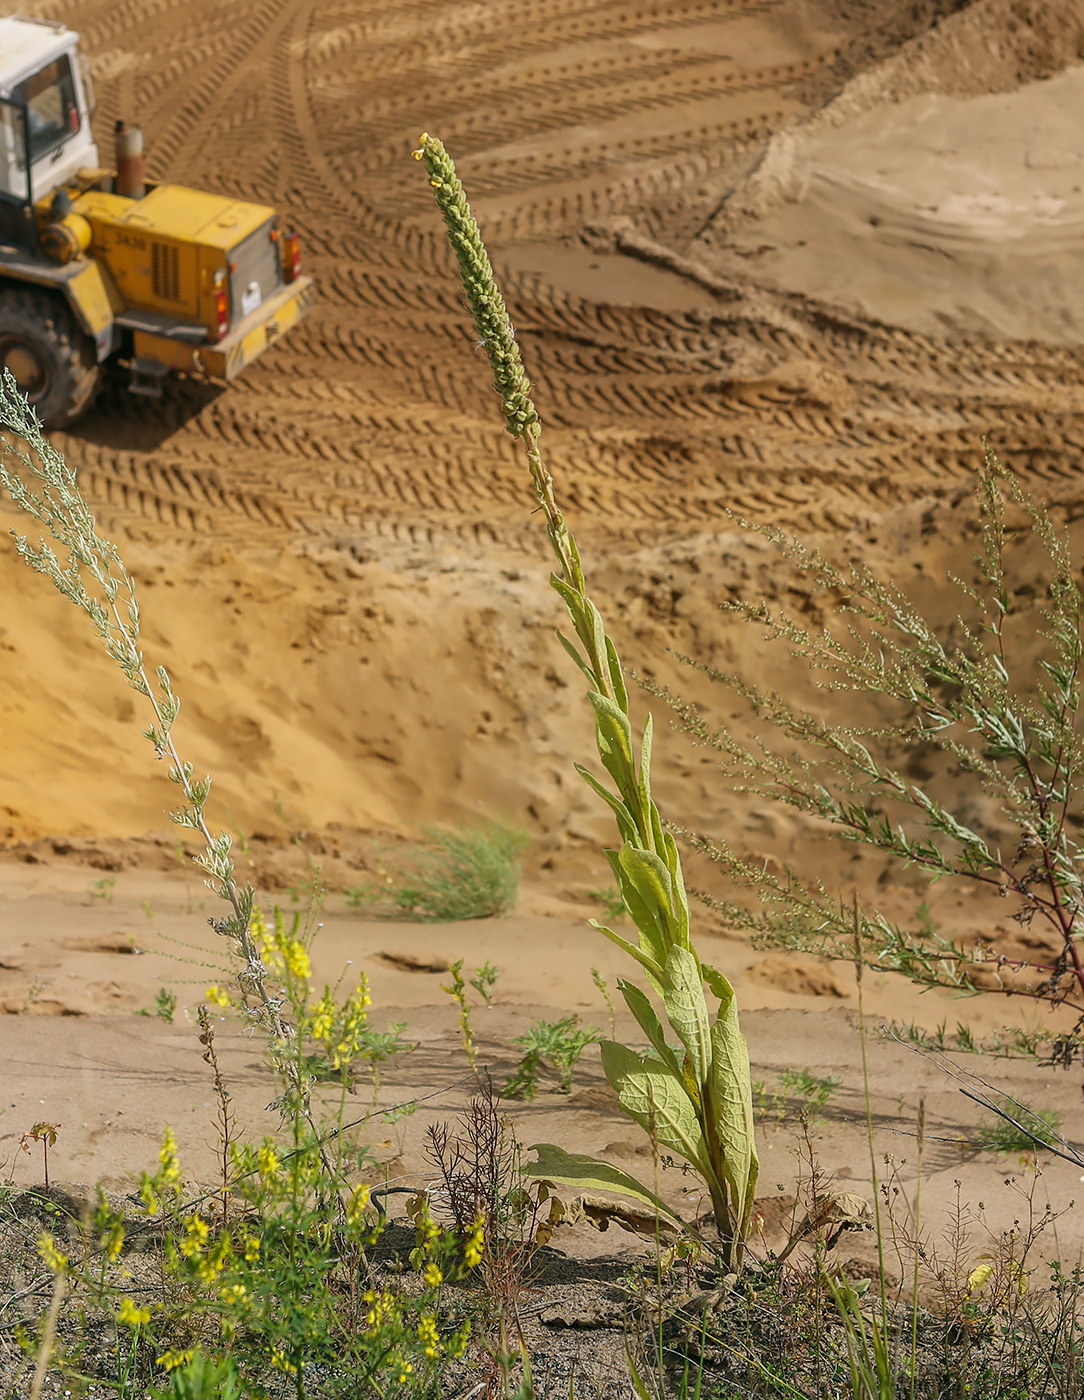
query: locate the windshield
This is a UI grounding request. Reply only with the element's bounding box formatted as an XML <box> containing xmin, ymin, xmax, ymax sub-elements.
<box><xmin>11</xmin><ymin>55</ymin><xmax>80</xmax><ymax>167</ymax></box>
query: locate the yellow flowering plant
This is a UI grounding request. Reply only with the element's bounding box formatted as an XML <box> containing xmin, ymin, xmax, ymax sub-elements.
<box><xmin>120</xmin><ymin>1127</ymin><xmax>477</xmax><ymax>1395</ymax></box>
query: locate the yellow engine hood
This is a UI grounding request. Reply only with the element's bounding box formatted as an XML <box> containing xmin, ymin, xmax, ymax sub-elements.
<box><xmin>74</xmin><ymin>183</ymin><xmax>273</xmax><ymax>249</ymax></box>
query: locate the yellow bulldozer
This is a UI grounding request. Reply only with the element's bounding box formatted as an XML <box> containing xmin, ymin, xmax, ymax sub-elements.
<box><xmin>0</xmin><ymin>14</ymin><xmax>315</xmax><ymax>428</ymax></box>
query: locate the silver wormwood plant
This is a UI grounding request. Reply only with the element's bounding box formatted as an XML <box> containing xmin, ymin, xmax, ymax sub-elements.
<box><xmin>654</xmin><ymin>457</ymin><xmax>1084</xmax><ymax>1048</ymax></box>
<box><xmin>0</xmin><ymin>373</ymin><xmax>329</xmax><ymax>1149</ymax></box>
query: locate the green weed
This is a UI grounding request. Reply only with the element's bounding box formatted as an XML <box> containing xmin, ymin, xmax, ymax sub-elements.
<box><xmin>87</xmin><ymin>874</ymin><xmax>116</xmax><ymax>902</ymax></box>
<box><xmin>591</xmin><ymin>964</ymin><xmax>618</xmax><ymax>1037</ymax></box>
<box><xmin>754</xmin><ymin>1068</ymin><xmax>841</xmax><ymax>1124</ymax></box>
<box><xmin>441</xmin><ymin>958</ymin><xmax>481</xmax><ymax>1071</ymax></box>
<box><xmin>502</xmin><ymin>1016</ymin><xmax>602</xmax><ymax>1100</ymax></box>
<box><xmin>470</xmin><ymin>958</ymin><xmax>500</xmax><ymax>1004</ymax></box>
<box><xmin>975</xmin><ymin>1101</ymin><xmax>1063</xmax><ymax>1154</ymax></box>
<box><xmin>588</xmin><ymin>886</ymin><xmax>627</xmax><ymax>922</ymax></box>
<box><xmin>652</xmin><ymin>454</ymin><xmax>1084</xmax><ymax>1058</ymax></box>
<box><xmin>348</xmin><ymin>822</ymin><xmax>525</xmax><ymax>922</ymax></box>
<box><xmin>136</xmin><ymin>987</ymin><xmax>177</xmax><ymax>1023</ymax></box>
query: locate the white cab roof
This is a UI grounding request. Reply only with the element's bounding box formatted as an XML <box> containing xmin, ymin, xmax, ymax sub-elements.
<box><xmin>0</xmin><ymin>16</ymin><xmax>78</xmax><ymax>94</ymax></box>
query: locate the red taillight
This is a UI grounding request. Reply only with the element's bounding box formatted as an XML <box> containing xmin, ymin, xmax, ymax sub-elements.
<box><xmin>284</xmin><ymin>231</ymin><xmax>301</xmax><ymax>283</ymax></box>
<box><xmin>212</xmin><ymin>287</ymin><xmax>229</xmax><ymax>341</ymax></box>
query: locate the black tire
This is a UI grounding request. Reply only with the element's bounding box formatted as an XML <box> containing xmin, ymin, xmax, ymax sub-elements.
<box><xmin>0</xmin><ymin>286</ymin><xmax>102</xmax><ymax>430</ymax></box>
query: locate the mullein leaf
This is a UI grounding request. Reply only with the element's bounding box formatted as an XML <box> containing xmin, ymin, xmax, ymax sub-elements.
<box><xmin>599</xmin><ymin>1041</ymin><xmax>713</xmax><ymax>1180</ymax></box>
<box><xmin>661</xmin><ymin>945</ymin><xmax>711</xmax><ymax>1094</ymax></box>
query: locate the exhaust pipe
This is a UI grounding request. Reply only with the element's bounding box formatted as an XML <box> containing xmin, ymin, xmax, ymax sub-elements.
<box><xmin>114</xmin><ymin>120</ymin><xmax>145</xmax><ymax>200</ymax></box>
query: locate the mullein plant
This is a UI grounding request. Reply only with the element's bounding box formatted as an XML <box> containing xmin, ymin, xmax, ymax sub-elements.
<box><xmin>414</xmin><ymin>134</ymin><xmax>758</xmax><ymax>1270</ymax></box>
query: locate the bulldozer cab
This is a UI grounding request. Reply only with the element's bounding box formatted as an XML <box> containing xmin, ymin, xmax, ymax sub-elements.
<box><xmin>0</xmin><ymin>18</ymin><xmax>98</xmax><ymax>247</ymax></box>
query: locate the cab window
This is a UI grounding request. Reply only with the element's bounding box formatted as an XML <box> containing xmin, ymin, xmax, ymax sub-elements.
<box><xmin>12</xmin><ymin>56</ymin><xmax>80</xmax><ymax>167</ymax></box>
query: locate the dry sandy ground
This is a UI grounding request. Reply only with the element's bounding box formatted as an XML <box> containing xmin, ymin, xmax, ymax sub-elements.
<box><xmin>5</xmin><ymin>0</ymin><xmax>1084</xmax><ymax>1285</ymax></box>
<box><xmin>2</xmin><ymin>858</ymin><xmax>1083</xmax><ymax>1275</ymax></box>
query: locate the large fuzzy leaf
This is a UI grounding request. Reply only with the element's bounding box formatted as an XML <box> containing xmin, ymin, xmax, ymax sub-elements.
<box><xmin>638</xmin><ymin>713</ymin><xmax>655</xmax><ymax>822</ymax></box>
<box><xmin>522</xmin><ymin>1144</ymin><xmax>683</xmax><ymax>1228</ymax></box>
<box><xmin>589</xmin><ymin>918</ymin><xmax>665</xmax><ymax>984</ymax></box>
<box><xmin>555</xmin><ymin>629</ymin><xmax>597</xmax><ymax>687</ymax></box>
<box><xmin>600</xmin><ymin>1040</ymin><xmax>711</xmax><ymax>1177</ymax></box>
<box><xmin>617</xmin><ymin>978</ymin><xmax>682</xmax><ymax>1077</ymax></box>
<box><xmin>550</xmin><ymin>577</ymin><xmax>607</xmax><ymax>679</ymax></box>
<box><xmin>616</xmin><ymin>843</ymin><xmax>680</xmax><ymax>958</ymax></box>
<box><xmin>662</xmin><ymin>945</ymin><xmax>711</xmax><ymax>1094</ymax></box>
<box><xmin>605</xmin><ymin>847</ymin><xmax>667</xmax><ymax>959</ymax></box>
<box><xmin>708</xmin><ymin>996</ymin><xmax>758</xmax><ymax>1231</ymax></box>
<box><xmin>604</xmin><ymin>634</ymin><xmax>629</xmax><ymax>712</ymax></box>
<box><xmin>590</xmin><ymin>690</ymin><xmax>636</xmax><ymax>793</ymax></box>
<box><xmin>661</xmin><ymin>829</ymin><xmax>690</xmax><ymax>942</ymax></box>
<box><xmin>701</xmin><ymin>960</ymin><xmax>736</xmax><ymax>1010</ymax></box>
<box><xmin>575</xmin><ymin>764</ymin><xmax>638</xmax><ymax>847</ymax></box>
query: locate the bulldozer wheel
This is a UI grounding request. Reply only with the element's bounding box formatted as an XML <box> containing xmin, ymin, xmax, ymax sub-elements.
<box><xmin>0</xmin><ymin>286</ymin><xmax>101</xmax><ymax>430</ymax></box>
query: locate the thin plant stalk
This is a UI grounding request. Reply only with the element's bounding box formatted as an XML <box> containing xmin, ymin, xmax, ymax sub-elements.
<box><xmin>27</xmin><ymin>1273</ymin><xmax>65</xmax><ymax>1400</ymax></box>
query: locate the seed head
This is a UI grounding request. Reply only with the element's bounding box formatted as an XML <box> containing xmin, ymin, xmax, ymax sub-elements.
<box><xmin>415</xmin><ymin>133</ymin><xmax>539</xmax><ymax>438</ymax></box>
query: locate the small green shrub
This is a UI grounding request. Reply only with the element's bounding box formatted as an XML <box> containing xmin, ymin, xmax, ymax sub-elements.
<box><xmin>502</xmin><ymin>1016</ymin><xmax>603</xmax><ymax>1100</ymax></box>
<box><xmin>653</xmin><ymin>456</ymin><xmax>1084</xmax><ymax>1054</ymax></box>
<box><xmin>588</xmin><ymin>886</ymin><xmax>626</xmax><ymax>922</ymax></box>
<box><xmin>976</xmin><ymin>1102</ymin><xmax>1063</xmax><ymax>1154</ymax></box>
<box><xmin>754</xmin><ymin>1068</ymin><xmax>841</xmax><ymax>1124</ymax></box>
<box><xmin>148</xmin><ymin>1351</ymin><xmax>241</xmax><ymax>1400</ymax></box>
<box><xmin>348</xmin><ymin>822</ymin><xmax>526</xmax><ymax>922</ymax></box>
<box><xmin>137</xmin><ymin>987</ymin><xmax>177</xmax><ymax>1023</ymax></box>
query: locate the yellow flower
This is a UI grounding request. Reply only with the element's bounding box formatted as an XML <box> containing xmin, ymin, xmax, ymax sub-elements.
<box><xmin>423</xmin><ymin>1261</ymin><xmax>443</xmax><ymax>1288</ymax></box>
<box><xmin>102</xmin><ymin>1221</ymin><xmax>124</xmax><ymax>1263</ymax></box>
<box><xmin>447</xmin><ymin>1319</ymin><xmax>471</xmax><ymax>1358</ymax></box>
<box><xmin>258</xmin><ymin>1144</ymin><xmax>280</xmax><ymax>1180</ymax></box>
<box><xmin>463</xmin><ymin>1217</ymin><xmax>485</xmax><ymax>1269</ymax></box>
<box><xmin>417</xmin><ymin>1313</ymin><xmax>440</xmax><ymax>1359</ymax></box>
<box><xmin>195</xmin><ymin>1233</ymin><xmax>232</xmax><ymax>1286</ymax></box>
<box><xmin>242</xmin><ymin>1233</ymin><xmax>260</xmax><ymax>1262</ymax></box>
<box><xmin>179</xmin><ymin>1213</ymin><xmax>210</xmax><ymax>1259</ymax></box>
<box><xmin>38</xmin><ymin>1232</ymin><xmax>68</xmax><ymax>1275</ymax></box>
<box><xmin>365</xmin><ymin>1288</ymin><xmax>397</xmax><ymax>1328</ymax></box>
<box><xmin>346</xmin><ymin>1184</ymin><xmax>371</xmax><ymax>1222</ymax></box>
<box><xmin>271</xmin><ymin>1347</ymin><xmax>297</xmax><ymax>1374</ymax></box>
<box><xmin>156</xmin><ymin>1349</ymin><xmax>193</xmax><ymax>1372</ymax></box>
<box><xmin>205</xmin><ymin>985</ymin><xmax>230</xmax><ymax>1007</ymax></box>
<box><xmin>158</xmin><ymin>1127</ymin><xmax>181</xmax><ymax>1186</ymax></box>
<box><xmin>280</xmin><ymin>938</ymin><xmax>311</xmax><ymax>980</ymax></box>
<box><xmin>220</xmin><ymin>1282</ymin><xmax>247</xmax><ymax>1304</ymax></box>
<box><xmin>118</xmin><ymin>1297</ymin><xmax>151</xmax><ymax>1327</ymax></box>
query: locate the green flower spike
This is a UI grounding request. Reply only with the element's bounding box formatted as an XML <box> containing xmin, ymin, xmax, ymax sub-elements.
<box><xmin>414</xmin><ymin>133</ymin><xmax>538</xmax><ymax>439</ymax></box>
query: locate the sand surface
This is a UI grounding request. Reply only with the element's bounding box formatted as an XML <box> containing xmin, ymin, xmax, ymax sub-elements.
<box><xmin>4</xmin><ymin>0</ymin><xmax>1084</xmax><ymax>1280</ymax></box>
